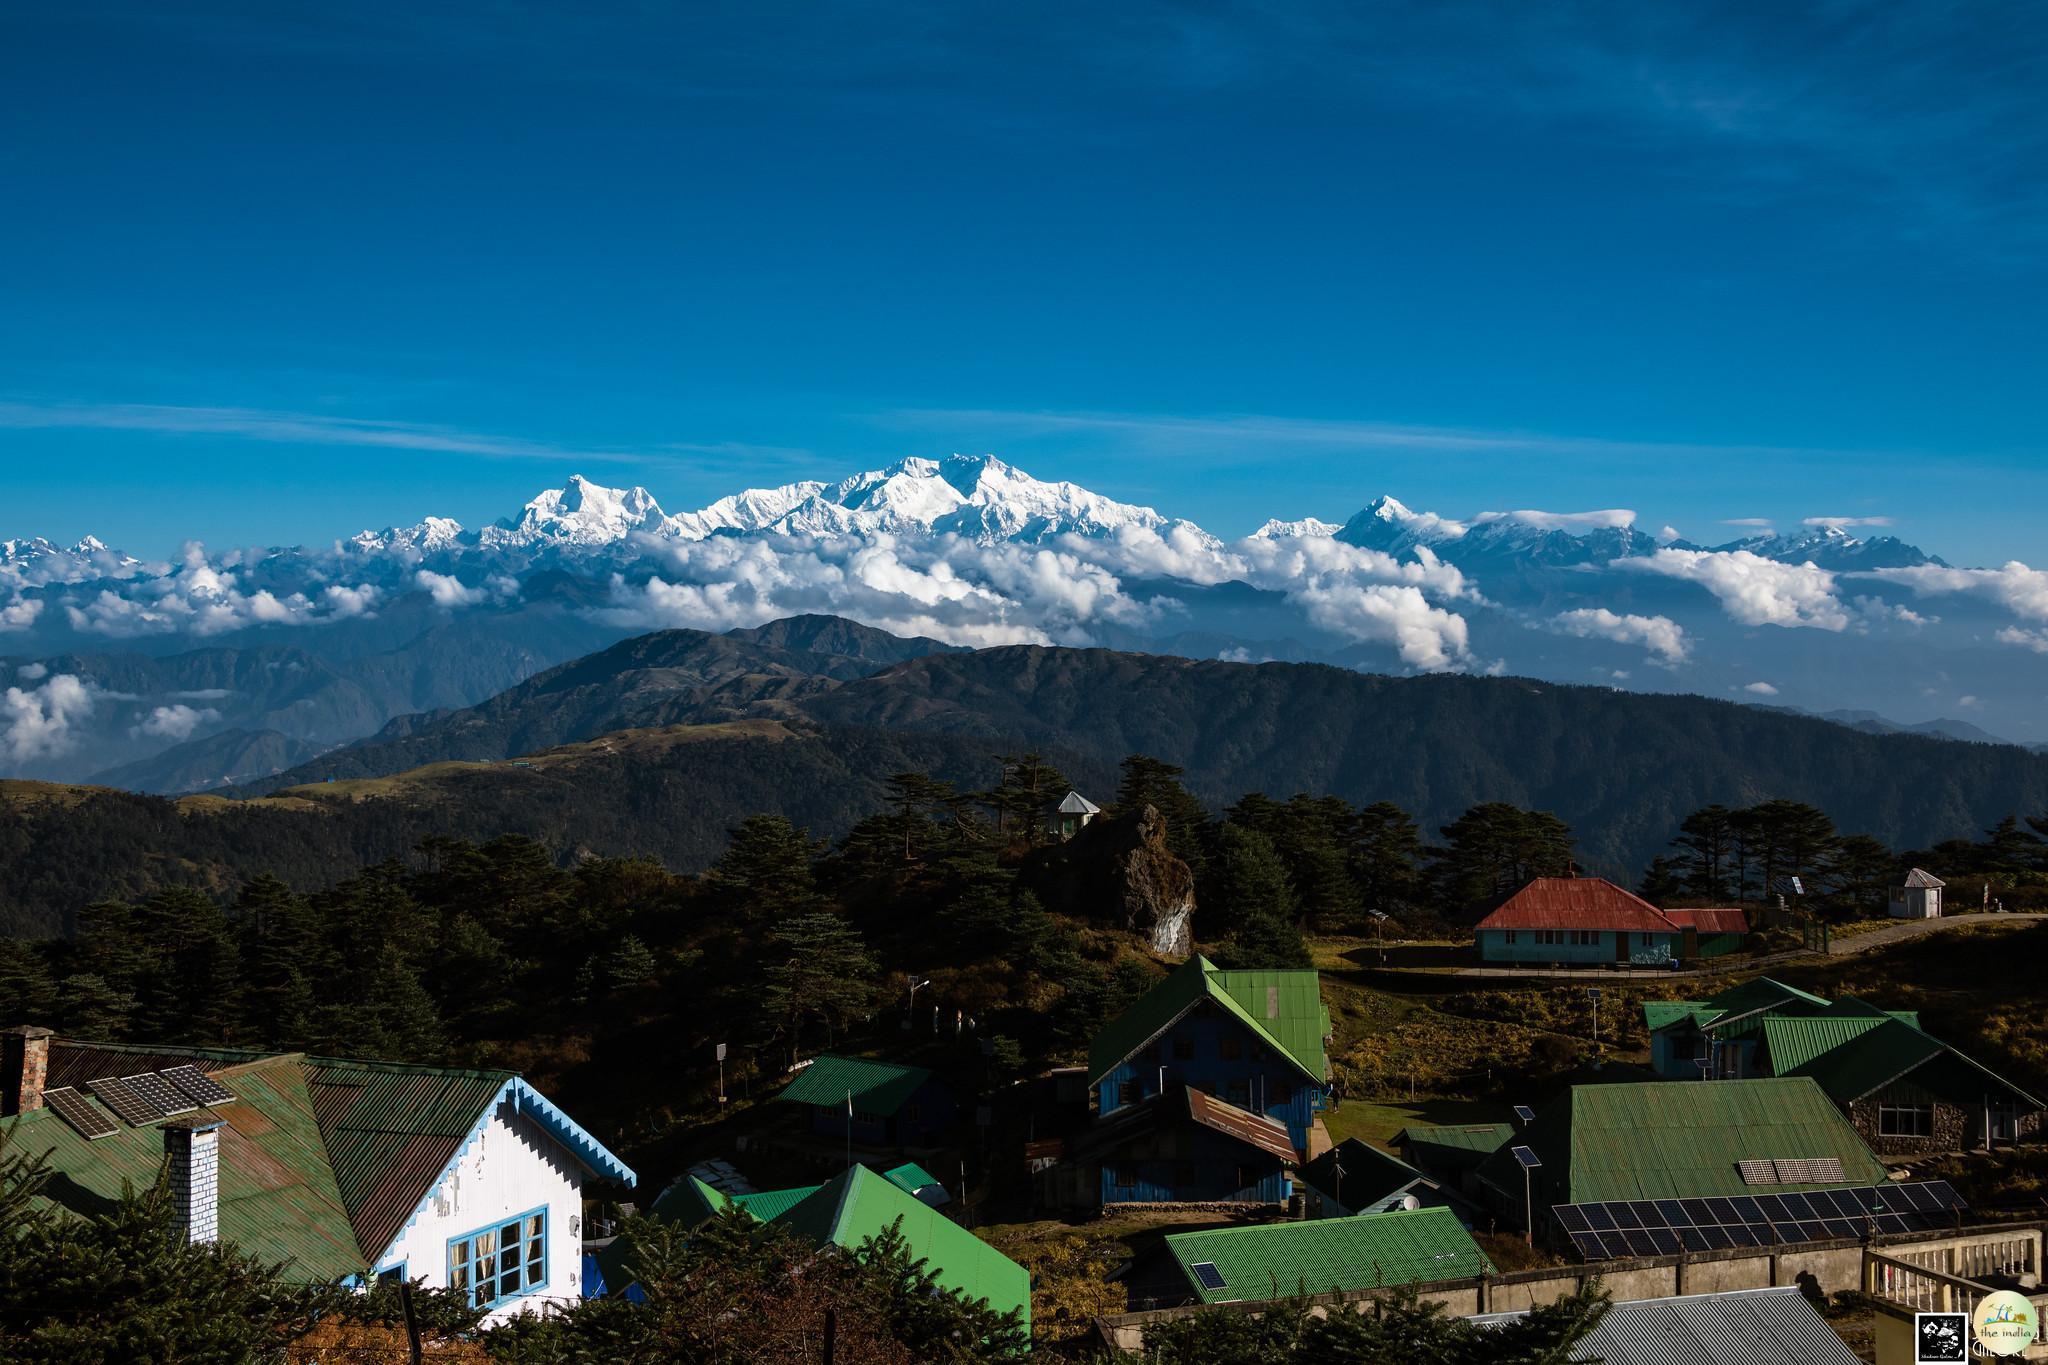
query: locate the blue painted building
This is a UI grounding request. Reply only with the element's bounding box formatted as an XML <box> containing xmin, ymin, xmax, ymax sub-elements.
<box><xmin>1474</xmin><ymin>876</ymin><xmax>1684</xmax><ymax>966</ymax></box>
<box><xmin>1070</xmin><ymin>1083</ymin><xmax>1297</xmax><ymax>1207</ymax></box>
<box><xmin>1081</xmin><ymin>956</ymin><xmax>1331</xmax><ymax>1203</ymax></box>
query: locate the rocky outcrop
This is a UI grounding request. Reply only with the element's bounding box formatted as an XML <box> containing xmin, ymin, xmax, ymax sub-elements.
<box><xmin>1021</xmin><ymin>804</ymin><xmax>1195</xmax><ymax>956</ymax></box>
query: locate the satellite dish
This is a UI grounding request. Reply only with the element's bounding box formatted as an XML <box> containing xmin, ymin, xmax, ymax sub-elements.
<box><xmin>1394</xmin><ymin>1193</ymin><xmax>1423</xmax><ymax>1212</ymax></box>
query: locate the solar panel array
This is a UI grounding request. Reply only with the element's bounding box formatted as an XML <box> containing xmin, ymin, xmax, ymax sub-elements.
<box><xmin>124</xmin><ymin>1072</ymin><xmax>197</xmax><ymax>1118</ymax></box>
<box><xmin>88</xmin><ymin>1075</ymin><xmax>164</xmax><ymax>1126</ymax></box>
<box><xmin>1552</xmin><ymin>1182</ymin><xmax>1966</xmax><ymax>1262</ymax></box>
<box><xmin>1739</xmin><ymin>1156</ymin><xmax>1847</xmax><ymax>1185</ymax></box>
<box><xmin>43</xmin><ymin>1086</ymin><xmax>119</xmax><ymax>1140</ymax></box>
<box><xmin>162</xmin><ymin>1064</ymin><xmax>236</xmax><ymax>1108</ymax></box>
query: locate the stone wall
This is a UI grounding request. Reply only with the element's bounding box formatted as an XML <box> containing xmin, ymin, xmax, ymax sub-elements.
<box><xmin>1848</xmin><ymin>1080</ymin><xmax>1968</xmax><ymax>1157</ymax></box>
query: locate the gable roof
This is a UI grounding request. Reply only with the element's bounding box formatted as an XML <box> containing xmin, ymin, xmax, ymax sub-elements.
<box><xmin>1086</xmin><ymin>955</ymin><xmax>1327</xmax><ymax>1085</ymax></box>
<box><xmin>1165</xmin><ymin>1206</ymin><xmax>1493</xmax><ymax>1304</ymax></box>
<box><xmin>1659</xmin><ymin>908</ymin><xmax>1749</xmax><ymax>934</ymax></box>
<box><xmin>1759</xmin><ymin>1014</ymin><xmax>1914</xmax><ymax>1077</ymax></box>
<box><xmin>1902</xmin><ymin>868</ymin><xmax>1945</xmax><ymax>889</ymax></box>
<box><xmin>772</xmin><ymin>1166</ymin><xmax>1032</xmax><ymax>1329</ymax></box>
<box><xmin>1471</xmin><ymin>1287</ymin><xmax>1860</xmax><ymax>1365</ymax></box>
<box><xmin>1783</xmin><ymin>1017</ymin><xmax>2044</xmax><ymax>1109</ymax></box>
<box><xmin>1300</xmin><ymin>1138</ymin><xmax>1438</xmax><ymax>1214</ymax></box>
<box><xmin>1394</xmin><ymin>1123</ymin><xmax>1515</xmax><ymax>1167</ymax></box>
<box><xmin>39</xmin><ymin>1037</ymin><xmax>634</xmax><ymax>1264</ymax></box>
<box><xmin>10</xmin><ymin>1054</ymin><xmax>365</xmax><ymax>1283</ymax></box>
<box><xmin>882</xmin><ymin>1161</ymin><xmax>949</xmax><ymax>1205</ymax></box>
<box><xmin>1643</xmin><ymin>1001</ymin><xmax>1724</xmax><ymax>1034</ymax></box>
<box><xmin>1057</xmin><ymin>790</ymin><xmax>1100</xmax><ymax>815</ymax></box>
<box><xmin>1474</xmin><ymin>877</ymin><xmax>1680</xmax><ymax>933</ymax></box>
<box><xmin>1479</xmin><ymin>1078</ymin><xmax>1887</xmax><ymax>1204</ymax></box>
<box><xmin>776</xmin><ymin>1055</ymin><xmax>934</xmax><ymax>1116</ymax></box>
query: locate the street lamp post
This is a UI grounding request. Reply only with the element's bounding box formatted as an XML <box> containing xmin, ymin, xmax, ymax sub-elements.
<box><xmin>905</xmin><ymin>976</ymin><xmax>930</xmax><ymax>1031</ymax></box>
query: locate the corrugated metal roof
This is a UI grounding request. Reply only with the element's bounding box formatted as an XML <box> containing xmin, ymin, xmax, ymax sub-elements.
<box><xmin>1057</xmin><ymin>790</ymin><xmax>1100</xmax><ymax>814</ymax></box>
<box><xmin>1902</xmin><ymin>867</ymin><xmax>1945</xmax><ymax>889</ymax></box>
<box><xmin>1301</xmin><ymin>1138</ymin><xmax>1433</xmax><ymax>1213</ymax></box>
<box><xmin>1478</xmin><ymin>1078</ymin><xmax>1887</xmax><ymax>1205</ymax></box>
<box><xmin>1087</xmin><ymin>956</ymin><xmax>1326</xmax><ymax>1085</ymax></box>
<box><xmin>1394</xmin><ymin>1123</ymin><xmax>1515</xmax><ymax>1158</ymax></box>
<box><xmin>1661</xmin><ymin>908</ymin><xmax>1749</xmax><ymax>934</ymax></box>
<box><xmin>1475</xmin><ymin>877</ymin><xmax>1681</xmax><ymax>933</ymax></box>
<box><xmin>1786</xmin><ymin>1017</ymin><xmax>2043</xmax><ymax>1108</ymax></box>
<box><xmin>1071</xmin><ymin>1083</ymin><xmax>1300</xmax><ymax>1163</ymax></box>
<box><xmin>1643</xmin><ymin>1002</ymin><xmax>1723</xmax><ymax>1034</ymax></box>
<box><xmin>1166</xmin><ymin>1206</ymin><xmax>1494</xmax><ymax>1304</ymax></box>
<box><xmin>778</xmin><ymin>1166</ymin><xmax>1031</xmax><ymax>1329</ymax></box>
<box><xmin>1759</xmin><ymin>1016</ymin><xmax>1896</xmax><ymax>1075</ymax></box>
<box><xmin>774</xmin><ymin>1055</ymin><xmax>932</xmax><ymax>1116</ymax></box>
<box><xmin>15</xmin><ymin>1054</ymin><xmax>365</xmax><ymax>1283</ymax></box>
<box><xmin>1470</xmin><ymin>1286</ymin><xmax>1860</xmax><ymax>1364</ymax></box>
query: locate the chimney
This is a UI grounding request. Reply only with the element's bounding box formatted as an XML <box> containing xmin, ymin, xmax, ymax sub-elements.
<box><xmin>1</xmin><ymin>1025</ymin><xmax>54</xmax><ymax>1116</ymax></box>
<box><xmin>164</xmin><ymin>1119</ymin><xmax>224</xmax><ymax>1245</ymax></box>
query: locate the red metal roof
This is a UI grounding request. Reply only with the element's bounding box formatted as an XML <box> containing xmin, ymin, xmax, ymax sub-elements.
<box><xmin>1662</xmin><ymin>908</ymin><xmax>1750</xmax><ymax>934</ymax></box>
<box><xmin>1475</xmin><ymin>877</ymin><xmax>1682</xmax><ymax>933</ymax></box>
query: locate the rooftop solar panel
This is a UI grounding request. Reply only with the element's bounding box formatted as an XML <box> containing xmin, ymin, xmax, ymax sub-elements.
<box><xmin>43</xmin><ymin>1087</ymin><xmax>118</xmax><ymax>1140</ymax></box>
<box><xmin>1736</xmin><ymin>1158</ymin><xmax>1779</xmax><ymax>1185</ymax></box>
<box><xmin>1190</xmin><ymin>1261</ymin><xmax>1227</xmax><ymax>1290</ymax></box>
<box><xmin>161</xmin><ymin>1064</ymin><xmax>236</xmax><ymax>1108</ymax></box>
<box><xmin>123</xmin><ymin>1072</ymin><xmax>196</xmax><ymax>1117</ymax></box>
<box><xmin>88</xmin><ymin>1076</ymin><xmax>164</xmax><ymax>1126</ymax></box>
<box><xmin>1550</xmin><ymin>1184</ymin><xmax>1968</xmax><ymax>1263</ymax></box>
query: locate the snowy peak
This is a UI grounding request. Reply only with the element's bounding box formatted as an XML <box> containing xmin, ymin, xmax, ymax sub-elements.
<box><xmin>492</xmin><ymin>474</ymin><xmax>668</xmax><ymax>546</ymax></box>
<box><xmin>1711</xmin><ymin>525</ymin><xmax>1943</xmax><ymax>570</ymax></box>
<box><xmin>1334</xmin><ymin>495</ymin><xmax>1467</xmax><ymax>553</ymax></box>
<box><xmin>1249</xmin><ymin>517</ymin><xmax>1341</xmax><ymax>540</ymax></box>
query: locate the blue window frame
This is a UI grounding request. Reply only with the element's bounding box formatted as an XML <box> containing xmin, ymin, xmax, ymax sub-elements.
<box><xmin>448</xmin><ymin>1205</ymin><xmax>547</xmax><ymax>1309</ymax></box>
<box><xmin>374</xmin><ymin>1260</ymin><xmax>408</xmax><ymax>1285</ymax></box>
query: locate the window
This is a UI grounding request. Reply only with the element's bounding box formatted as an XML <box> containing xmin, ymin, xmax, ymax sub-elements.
<box><xmin>449</xmin><ymin>1207</ymin><xmax>546</xmax><ymax>1309</ymax></box>
<box><xmin>1504</xmin><ymin>929</ymin><xmax>1518</xmax><ymax>944</ymax></box>
<box><xmin>1220</xmin><ymin>1036</ymin><xmax>1243</xmax><ymax>1061</ymax></box>
<box><xmin>903</xmin><ymin>1104</ymin><xmax>921</xmax><ymax>1124</ymax></box>
<box><xmin>1879</xmin><ymin>1102</ymin><xmax>1935</xmax><ymax>1138</ymax></box>
<box><xmin>1117</xmin><ymin>1079</ymin><xmax>1139</xmax><ymax>1105</ymax></box>
<box><xmin>852</xmin><ymin>1109</ymin><xmax>883</xmax><ymax>1126</ymax></box>
<box><xmin>1640</xmin><ymin>933</ymin><xmax>1655</xmax><ymax>947</ymax></box>
<box><xmin>375</xmin><ymin>1262</ymin><xmax>407</xmax><ymax>1285</ymax></box>
<box><xmin>1173</xmin><ymin>1038</ymin><xmax>1195</xmax><ymax>1061</ymax></box>
<box><xmin>1113</xmin><ymin>1163</ymin><xmax>1137</xmax><ymax>1191</ymax></box>
<box><xmin>1225</xmin><ymin>1080</ymin><xmax>1249</xmax><ymax>1108</ymax></box>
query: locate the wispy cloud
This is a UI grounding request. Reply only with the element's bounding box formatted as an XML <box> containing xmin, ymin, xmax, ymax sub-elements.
<box><xmin>1803</xmin><ymin>515</ymin><xmax>1894</xmax><ymax>528</ymax></box>
<box><xmin>1721</xmin><ymin>517</ymin><xmax>1774</xmax><ymax>528</ymax></box>
<box><xmin>0</xmin><ymin>400</ymin><xmax>657</xmax><ymax>465</ymax></box>
<box><xmin>884</xmin><ymin>406</ymin><xmax>1834</xmax><ymax>463</ymax></box>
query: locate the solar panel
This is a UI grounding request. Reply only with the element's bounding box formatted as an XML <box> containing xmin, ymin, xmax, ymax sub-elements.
<box><xmin>1550</xmin><ymin>1184</ymin><xmax>1968</xmax><ymax>1262</ymax></box>
<box><xmin>88</xmin><ymin>1075</ymin><xmax>164</xmax><ymax>1125</ymax></box>
<box><xmin>43</xmin><ymin>1087</ymin><xmax>118</xmax><ymax>1140</ymax></box>
<box><xmin>1513</xmin><ymin>1105</ymin><xmax>1536</xmax><ymax>1124</ymax></box>
<box><xmin>1190</xmin><ymin>1261</ymin><xmax>1227</xmax><ymax>1290</ymax></box>
<box><xmin>161</xmin><ymin>1064</ymin><xmax>236</xmax><ymax>1108</ymax></box>
<box><xmin>1510</xmin><ymin>1145</ymin><xmax>1543</xmax><ymax>1169</ymax></box>
<box><xmin>123</xmin><ymin>1072</ymin><xmax>196</xmax><ymax>1117</ymax></box>
<box><xmin>1736</xmin><ymin>1159</ymin><xmax>1779</xmax><ymax>1185</ymax></box>
<box><xmin>1774</xmin><ymin>1157</ymin><xmax>1845</xmax><ymax>1184</ymax></box>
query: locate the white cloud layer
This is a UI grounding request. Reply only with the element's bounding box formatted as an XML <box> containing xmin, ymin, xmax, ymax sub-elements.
<box><xmin>1744</xmin><ymin>681</ymin><xmax>1780</xmax><ymax>695</ymax></box>
<box><xmin>1624</xmin><ymin>548</ymin><xmax>1850</xmax><ymax>631</ymax></box>
<box><xmin>0</xmin><ymin>597</ymin><xmax>41</xmax><ymax>631</ymax></box>
<box><xmin>1871</xmin><ymin>561</ymin><xmax>2048</xmax><ymax>623</ymax></box>
<box><xmin>1551</xmin><ymin>608</ymin><xmax>1689</xmax><ymax>663</ymax></box>
<box><xmin>2</xmin><ymin>673</ymin><xmax>94</xmax><ymax>762</ymax></box>
<box><xmin>1804</xmin><ymin>515</ymin><xmax>1893</xmax><ymax>528</ymax></box>
<box><xmin>134</xmin><ymin>703</ymin><xmax>221</xmax><ymax>742</ymax></box>
<box><xmin>1474</xmin><ymin>508</ymin><xmax>1636</xmax><ymax>532</ymax></box>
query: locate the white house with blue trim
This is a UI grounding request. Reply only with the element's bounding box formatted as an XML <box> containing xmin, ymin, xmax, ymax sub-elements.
<box><xmin>20</xmin><ymin>1036</ymin><xmax>637</xmax><ymax>1325</ymax></box>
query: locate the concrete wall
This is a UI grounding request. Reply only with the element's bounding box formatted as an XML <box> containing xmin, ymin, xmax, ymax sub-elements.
<box><xmin>1093</xmin><ymin>1222</ymin><xmax>2046</xmax><ymax>1353</ymax></box>
<box><xmin>373</xmin><ymin>1098</ymin><xmax>587</xmax><ymax>1324</ymax></box>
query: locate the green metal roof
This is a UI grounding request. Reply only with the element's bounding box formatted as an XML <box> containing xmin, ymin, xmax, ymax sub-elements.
<box><xmin>1760</xmin><ymin>1016</ymin><xmax>1899</xmax><ymax>1076</ymax></box>
<box><xmin>775</xmin><ymin>1166</ymin><xmax>1030</xmax><ymax>1330</ymax></box>
<box><xmin>11</xmin><ymin>1054</ymin><xmax>366</xmax><ymax>1283</ymax></box>
<box><xmin>1479</xmin><ymin>1078</ymin><xmax>1886</xmax><ymax>1205</ymax></box>
<box><xmin>1701</xmin><ymin>978</ymin><xmax>1831</xmax><ymax>1026</ymax></box>
<box><xmin>882</xmin><ymin>1162</ymin><xmax>944</xmax><ymax>1197</ymax></box>
<box><xmin>732</xmin><ymin>1183</ymin><xmax>822</xmax><ymax>1221</ymax></box>
<box><xmin>1165</xmin><ymin>1206</ymin><xmax>1494</xmax><ymax>1304</ymax></box>
<box><xmin>1782</xmin><ymin>1018</ymin><xmax>2044</xmax><ymax>1109</ymax></box>
<box><xmin>1644</xmin><ymin>1002</ymin><xmax>1723</xmax><ymax>1034</ymax></box>
<box><xmin>775</xmin><ymin>1055</ymin><xmax>933</xmax><ymax>1116</ymax></box>
<box><xmin>1394</xmin><ymin>1123</ymin><xmax>1515</xmax><ymax>1164</ymax></box>
<box><xmin>1086</xmin><ymin>955</ymin><xmax>1327</xmax><ymax>1085</ymax></box>
<box><xmin>648</xmin><ymin>1174</ymin><xmax>732</xmax><ymax>1225</ymax></box>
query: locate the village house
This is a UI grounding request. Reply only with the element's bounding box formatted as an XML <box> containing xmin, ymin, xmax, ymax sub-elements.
<box><xmin>773</xmin><ymin>1053</ymin><xmax>954</xmax><ymax>1150</ymax></box>
<box><xmin>1473</xmin><ymin>876</ymin><xmax>1691</xmax><ymax>966</ymax></box>
<box><xmin>1472</xmin><ymin>1077</ymin><xmax>1890</xmax><ymax>1240</ymax></box>
<box><xmin>1082</xmin><ymin>954</ymin><xmax>1332</xmax><ymax>1206</ymax></box>
<box><xmin>1642</xmin><ymin>987</ymin><xmax>2044</xmax><ymax>1154</ymax></box>
<box><xmin>1123</xmin><ymin>1205</ymin><xmax>1493</xmax><ymax>1310</ymax></box>
<box><xmin>1392</xmin><ymin>1121</ymin><xmax>1516</xmax><ymax>1202</ymax></box>
<box><xmin>604</xmin><ymin>1163</ymin><xmax>1030</xmax><ymax>1332</ymax></box>
<box><xmin>1888</xmin><ymin>867</ymin><xmax>1946</xmax><ymax>918</ymax></box>
<box><xmin>1297</xmin><ymin>1136</ymin><xmax>1465</xmax><ymax>1219</ymax></box>
<box><xmin>0</xmin><ymin>1026</ymin><xmax>635</xmax><ymax>1322</ymax></box>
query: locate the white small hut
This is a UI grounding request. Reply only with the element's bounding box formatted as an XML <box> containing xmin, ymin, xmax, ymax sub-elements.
<box><xmin>1052</xmin><ymin>790</ymin><xmax>1100</xmax><ymax>841</ymax></box>
<box><xmin>1888</xmin><ymin>867</ymin><xmax>1946</xmax><ymax>919</ymax></box>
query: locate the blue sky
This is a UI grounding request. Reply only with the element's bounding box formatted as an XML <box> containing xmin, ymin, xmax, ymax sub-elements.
<box><xmin>3</xmin><ymin>1</ymin><xmax>2043</xmax><ymax>560</ymax></box>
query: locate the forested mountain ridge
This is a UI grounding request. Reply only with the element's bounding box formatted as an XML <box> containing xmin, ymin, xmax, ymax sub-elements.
<box><xmin>13</xmin><ymin>619</ymin><xmax>2048</xmax><ymax>938</ymax></box>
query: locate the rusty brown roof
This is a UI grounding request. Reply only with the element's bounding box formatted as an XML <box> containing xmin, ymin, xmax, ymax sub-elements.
<box><xmin>1662</xmin><ymin>908</ymin><xmax>1749</xmax><ymax>934</ymax></box>
<box><xmin>1073</xmin><ymin>1082</ymin><xmax>1298</xmax><ymax>1164</ymax></box>
<box><xmin>1475</xmin><ymin>876</ymin><xmax>1682</xmax><ymax>933</ymax></box>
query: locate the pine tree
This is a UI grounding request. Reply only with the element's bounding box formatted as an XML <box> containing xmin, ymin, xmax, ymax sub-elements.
<box><xmin>759</xmin><ymin>911</ymin><xmax>877</xmax><ymax>1051</ymax></box>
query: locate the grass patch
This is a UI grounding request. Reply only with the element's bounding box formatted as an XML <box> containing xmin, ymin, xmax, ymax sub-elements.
<box><xmin>1321</xmin><ymin>1096</ymin><xmax>1512</xmax><ymax>1149</ymax></box>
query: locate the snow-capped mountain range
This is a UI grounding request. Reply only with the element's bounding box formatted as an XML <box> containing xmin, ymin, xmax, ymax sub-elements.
<box><xmin>2</xmin><ymin>453</ymin><xmax>2041</xmax><ymax>783</ymax></box>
